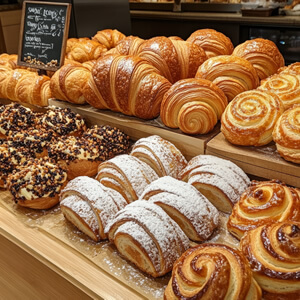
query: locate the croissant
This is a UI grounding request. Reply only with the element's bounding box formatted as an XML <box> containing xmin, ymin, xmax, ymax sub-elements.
<box><xmin>221</xmin><ymin>90</ymin><xmax>284</xmax><ymax>146</ymax></box>
<box><xmin>60</xmin><ymin>176</ymin><xmax>127</xmax><ymax>241</ymax></box>
<box><xmin>165</xmin><ymin>243</ymin><xmax>262</xmax><ymax>300</ymax></box>
<box><xmin>0</xmin><ymin>53</ymin><xmax>18</xmax><ymax>69</ymax></box>
<box><xmin>186</xmin><ymin>28</ymin><xmax>234</xmax><ymax>58</ymax></box>
<box><xmin>141</xmin><ymin>176</ymin><xmax>219</xmax><ymax>242</ymax></box>
<box><xmin>195</xmin><ymin>55</ymin><xmax>260</xmax><ymax>101</ymax></box>
<box><xmin>232</xmin><ymin>38</ymin><xmax>285</xmax><ymax>80</ymax></box>
<box><xmin>258</xmin><ymin>73</ymin><xmax>300</xmax><ymax>111</ymax></box>
<box><xmin>137</xmin><ymin>36</ymin><xmax>208</xmax><ymax>83</ymax></box>
<box><xmin>50</xmin><ymin>63</ymin><xmax>91</xmax><ymax>104</ymax></box>
<box><xmin>96</xmin><ymin>154</ymin><xmax>159</xmax><ymax>203</ymax></box>
<box><xmin>240</xmin><ymin>222</ymin><xmax>300</xmax><ymax>299</ymax></box>
<box><xmin>160</xmin><ymin>78</ymin><xmax>228</xmax><ymax>134</ymax></box>
<box><xmin>130</xmin><ymin>135</ymin><xmax>187</xmax><ymax>178</ymax></box>
<box><xmin>66</xmin><ymin>37</ymin><xmax>90</xmax><ymax>54</ymax></box>
<box><xmin>227</xmin><ymin>180</ymin><xmax>300</xmax><ymax>240</ymax></box>
<box><xmin>106</xmin><ymin>200</ymin><xmax>190</xmax><ymax>277</ymax></box>
<box><xmin>83</xmin><ymin>54</ymin><xmax>171</xmax><ymax>119</ymax></box>
<box><xmin>272</xmin><ymin>104</ymin><xmax>300</xmax><ymax>164</ymax></box>
<box><xmin>179</xmin><ymin>154</ymin><xmax>250</xmax><ymax>213</ymax></box>
<box><xmin>66</xmin><ymin>39</ymin><xmax>107</xmax><ymax>63</ymax></box>
<box><xmin>92</xmin><ymin>29</ymin><xmax>126</xmax><ymax>49</ymax></box>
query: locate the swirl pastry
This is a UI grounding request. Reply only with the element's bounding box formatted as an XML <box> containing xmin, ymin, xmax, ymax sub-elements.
<box><xmin>278</xmin><ymin>62</ymin><xmax>300</xmax><ymax>76</ymax></box>
<box><xmin>240</xmin><ymin>222</ymin><xmax>300</xmax><ymax>299</ymax></box>
<box><xmin>137</xmin><ymin>36</ymin><xmax>208</xmax><ymax>84</ymax></box>
<box><xmin>83</xmin><ymin>54</ymin><xmax>171</xmax><ymax>119</ymax></box>
<box><xmin>6</xmin><ymin>157</ymin><xmax>67</xmax><ymax>209</ymax></box>
<box><xmin>227</xmin><ymin>180</ymin><xmax>300</xmax><ymax>240</ymax></box>
<box><xmin>232</xmin><ymin>38</ymin><xmax>285</xmax><ymax>80</ymax></box>
<box><xmin>130</xmin><ymin>135</ymin><xmax>187</xmax><ymax>178</ymax></box>
<box><xmin>160</xmin><ymin>78</ymin><xmax>228</xmax><ymax>134</ymax></box>
<box><xmin>258</xmin><ymin>73</ymin><xmax>300</xmax><ymax>111</ymax></box>
<box><xmin>180</xmin><ymin>154</ymin><xmax>250</xmax><ymax>213</ymax></box>
<box><xmin>96</xmin><ymin>154</ymin><xmax>159</xmax><ymax>203</ymax></box>
<box><xmin>106</xmin><ymin>200</ymin><xmax>190</xmax><ymax>277</ymax></box>
<box><xmin>273</xmin><ymin>104</ymin><xmax>300</xmax><ymax>163</ymax></box>
<box><xmin>141</xmin><ymin>176</ymin><xmax>219</xmax><ymax>242</ymax></box>
<box><xmin>60</xmin><ymin>176</ymin><xmax>127</xmax><ymax>241</ymax></box>
<box><xmin>186</xmin><ymin>28</ymin><xmax>234</xmax><ymax>58</ymax></box>
<box><xmin>92</xmin><ymin>29</ymin><xmax>126</xmax><ymax>50</ymax></box>
<box><xmin>221</xmin><ymin>90</ymin><xmax>284</xmax><ymax>146</ymax></box>
<box><xmin>164</xmin><ymin>243</ymin><xmax>262</xmax><ymax>300</ymax></box>
<box><xmin>195</xmin><ymin>55</ymin><xmax>260</xmax><ymax>101</ymax></box>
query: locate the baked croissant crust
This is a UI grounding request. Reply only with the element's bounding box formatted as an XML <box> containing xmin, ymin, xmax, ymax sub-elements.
<box><xmin>83</xmin><ymin>54</ymin><xmax>171</xmax><ymax>119</ymax></box>
<box><xmin>232</xmin><ymin>38</ymin><xmax>285</xmax><ymax>80</ymax></box>
<box><xmin>137</xmin><ymin>36</ymin><xmax>208</xmax><ymax>83</ymax></box>
<box><xmin>92</xmin><ymin>29</ymin><xmax>126</xmax><ymax>50</ymax></box>
<box><xmin>164</xmin><ymin>243</ymin><xmax>262</xmax><ymax>300</ymax></box>
<box><xmin>186</xmin><ymin>28</ymin><xmax>234</xmax><ymax>58</ymax></box>
<box><xmin>221</xmin><ymin>90</ymin><xmax>284</xmax><ymax>146</ymax></box>
<box><xmin>227</xmin><ymin>180</ymin><xmax>300</xmax><ymax>240</ymax></box>
<box><xmin>258</xmin><ymin>73</ymin><xmax>300</xmax><ymax>111</ymax></box>
<box><xmin>272</xmin><ymin>104</ymin><xmax>300</xmax><ymax>164</ymax></box>
<box><xmin>130</xmin><ymin>135</ymin><xmax>187</xmax><ymax>178</ymax></box>
<box><xmin>195</xmin><ymin>55</ymin><xmax>260</xmax><ymax>101</ymax></box>
<box><xmin>240</xmin><ymin>222</ymin><xmax>300</xmax><ymax>299</ymax></box>
<box><xmin>160</xmin><ymin>78</ymin><xmax>228</xmax><ymax>134</ymax></box>
<box><xmin>106</xmin><ymin>200</ymin><xmax>190</xmax><ymax>277</ymax></box>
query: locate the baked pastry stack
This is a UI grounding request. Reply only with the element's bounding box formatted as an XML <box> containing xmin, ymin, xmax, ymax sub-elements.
<box><xmin>164</xmin><ymin>243</ymin><xmax>262</xmax><ymax>300</ymax></box>
<box><xmin>130</xmin><ymin>135</ymin><xmax>187</xmax><ymax>178</ymax></box>
<box><xmin>60</xmin><ymin>176</ymin><xmax>127</xmax><ymax>241</ymax></box>
<box><xmin>179</xmin><ymin>155</ymin><xmax>250</xmax><ymax>213</ymax></box>
<box><xmin>160</xmin><ymin>78</ymin><xmax>228</xmax><ymax>134</ymax></box>
<box><xmin>221</xmin><ymin>90</ymin><xmax>284</xmax><ymax>146</ymax></box>
<box><xmin>92</xmin><ymin>29</ymin><xmax>126</xmax><ymax>50</ymax></box>
<box><xmin>240</xmin><ymin>221</ymin><xmax>300</xmax><ymax>299</ymax></box>
<box><xmin>227</xmin><ymin>180</ymin><xmax>300</xmax><ymax>240</ymax></box>
<box><xmin>272</xmin><ymin>104</ymin><xmax>300</xmax><ymax>164</ymax></box>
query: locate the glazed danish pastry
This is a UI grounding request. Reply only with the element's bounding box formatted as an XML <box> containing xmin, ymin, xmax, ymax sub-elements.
<box><xmin>164</xmin><ymin>243</ymin><xmax>262</xmax><ymax>300</ymax></box>
<box><xmin>272</xmin><ymin>104</ymin><xmax>300</xmax><ymax>164</ymax></box>
<box><xmin>227</xmin><ymin>180</ymin><xmax>300</xmax><ymax>240</ymax></box>
<box><xmin>240</xmin><ymin>222</ymin><xmax>300</xmax><ymax>299</ymax></box>
<box><xmin>221</xmin><ymin>90</ymin><xmax>284</xmax><ymax>146</ymax></box>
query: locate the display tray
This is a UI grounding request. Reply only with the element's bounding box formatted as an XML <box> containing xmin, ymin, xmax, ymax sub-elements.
<box><xmin>206</xmin><ymin>133</ymin><xmax>300</xmax><ymax>188</ymax></box>
<box><xmin>49</xmin><ymin>99</ymin><xmax>220</xmax><ymax>160</ymax></box>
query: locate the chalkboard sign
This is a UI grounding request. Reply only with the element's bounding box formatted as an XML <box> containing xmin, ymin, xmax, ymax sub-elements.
<box><xmin>17</xmin><ymin>1</ymin><xmax>71</xmax><ymax>72</ymax></box>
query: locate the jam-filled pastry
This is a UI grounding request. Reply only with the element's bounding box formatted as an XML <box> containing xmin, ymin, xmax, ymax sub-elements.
<box><xmin>164</xmin><ymin>243</ymin><xmax>262</xmax><ymax>300</ymax></box>
<box><xmin>221</xmin><ymin>90</ymin><xmax>284</xmax><ymax>146</ymax></box>
<box><xmin>195</xmin><ymin>55</ymin><xmax>260</xmax><ymax>101</ymax></box>
<box><xmin>186</xmin><ymin>28</ymin><xmax>234</xmax><ymax>58</ymax></box>
<box><xmin>60</xmin><ymin>176</ymin><xmax>127</xmax><ymax>241</ymax></box>
<box><xmin>240</xmin><ymin>222</ymin><xmax>300</xmax><ymax>299</ymax></box>
<box><xmin>106</xmin><ymin>200</ymin><xmax>190</xmax><ymax>277</ymax></box>
<box><xmin>232</xmin><ymin>38</ymin><xmax>285</xmax><ymax>80</ymax></box>
<box><xmin>6</xmin><ymin>157</ymin><xmax>67</xmax><ymax>209</ymax></box>
<box><xmin>141</xmin><ymin>176</ymin><xmax>219</xmax><ymax>242</ymax></box>
<box><xmin>130</xmin><ymin>135</ymin><xmax>187</xmax><ymax>179</ymax></box>
<box><xmin>40</xmin><ymin>106</ymin><xmax>86</xmax><ymax>137</ymax></box>
<box><xmin>227</xmin><ymin>180</ymin><xmax>300</xmax><ymax>240</ymax></box>
<box><xmin>160</xmin><ymin>78</ymin><xmax>228</xmax><ymax>134</ymax></box>
<box><xmin>92</xmin><ymin>29</ymin><xmax>126</xmax><ymax>50</ymax></box>
<box><xmin>272</xmin><ymin>104</ymin><xmax>300</xmax><ymax>164</ymax></box>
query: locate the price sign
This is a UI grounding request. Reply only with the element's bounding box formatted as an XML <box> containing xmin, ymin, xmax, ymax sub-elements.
<box><xmin>17</xmin><ymin>1</ymin><xmax>71</xmax><ymax>71</ymax></box>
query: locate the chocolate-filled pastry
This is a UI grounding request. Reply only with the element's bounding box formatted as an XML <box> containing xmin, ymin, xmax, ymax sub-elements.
<box><xmin>6</xmin><ymin>157</ymin><xmax>67</xmax><ymax>209</ymax></box>
<box><xmin>40</xmin><ymin>106</ymin><xmax>86</xmax><ymax>137</ymax></box>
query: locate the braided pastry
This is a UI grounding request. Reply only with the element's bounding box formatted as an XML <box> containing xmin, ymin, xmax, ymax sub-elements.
<box><xmin>164</xmin><ymin>243</ymin><xmax>262</xmax><ymax>300</ymax></box>
<box><xmin>272</xmin><ymin>104</ymin><xmax>300</xmax><ymax>164</ymax></box>
<box><xmin>92</xmin><ymin>29</ymin><xmax>126</xmax><ymax>49</ymax></box>
<box><xmin>195</xmin><ymin>55</ymin><xmax>260</xmax><ymax>101</ymax></box>
<box><xmin>160</xmin><ymin>78</ymin><xmax>228</xmax><ymax>134</ymax></box>
<box><xmin>137</xmin><ymin>36</ymin><xmax>207</xmax><ymax>83</ymax></box>
<box><xmin>240</xmin><ymin>222</ymin><xmax>300</xmax><ymax>299</ymax></box>
<box><xmin>227</xmin><ymin>180</ymin><xmax>300</xmax><ymax>240</ymax></box>
<box><xmin>232</xmin><ymin>38</ymin><xmax>285</xmax><ymax>80</ymax></box>
<box><xmin>106</xmin><ymin>200</ymin><xmax>190</xmax><ymax>277</ymax></box>
<box><xmin>221</xmin><ymin>90</ymin><xmax>284</xmax><ymax>146</ymax></box>
<box><xmin>186</xmin><ymin>28</ymin><xmax>234</xmax><ymax>58</ymax></box>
